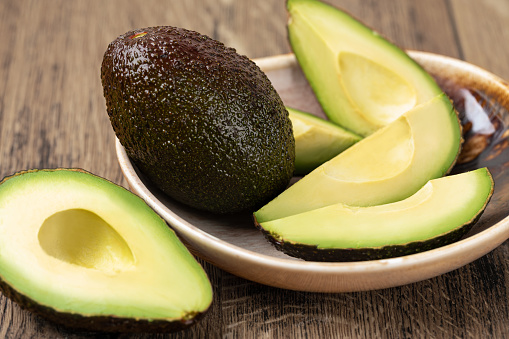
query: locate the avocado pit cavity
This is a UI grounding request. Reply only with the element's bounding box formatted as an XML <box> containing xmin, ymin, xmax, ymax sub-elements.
<box><xmin>38</xmin><ymin>209</ymin><xmax>135</xmax><ymax>273</ymax></box>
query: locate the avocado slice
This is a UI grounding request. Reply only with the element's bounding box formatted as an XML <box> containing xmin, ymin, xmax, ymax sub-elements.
<box><xmin>288</xmin><ymin>107</ymin><xmax>361</xmax><ymax>175</ymax></box>
<box><xmin>254</xmin><ymin>94</ymin><xmax>462</xmax><ymax>223</ymax></box>
<box><xmin>287</xmin><ymin>0</ymin><xmax>445</xmax><ymax>136</ymax></box>
<box><xmin>256</xmin><ymin>168</ymin><xmax>493</xmax><ymax>261</ymax></box>
<box><xmin>0</xmin><ymin>169</ymin><xmax>212</xmax><ymax>332</ymax></box>
<box><xmin>102</xmin><ymin>26</ymin><xmax>295</xmax><ymax>214</ymax></box>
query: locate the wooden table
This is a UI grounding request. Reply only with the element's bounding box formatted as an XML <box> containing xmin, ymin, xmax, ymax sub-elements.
<box><xmin>1</xmin><ymin>0</ymin><xmax>508</xmax><ymax>337</ymax></box>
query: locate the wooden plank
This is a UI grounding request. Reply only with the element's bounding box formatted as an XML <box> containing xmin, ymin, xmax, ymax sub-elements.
<box><xmin>450</xmin><ymin>0</ymin><xmax>509</xmax><ymax>79</ymax></box>
<box><xmin>0</xmin><ymin>0</ymin><xmax>507</xmax><ymax>338</ymax></box>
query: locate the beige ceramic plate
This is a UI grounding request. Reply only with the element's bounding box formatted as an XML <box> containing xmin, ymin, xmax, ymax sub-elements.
<box><xmin>116</xmin><ymin>52</ymin><xmax>509</xmax><ymax>293</ymax></box>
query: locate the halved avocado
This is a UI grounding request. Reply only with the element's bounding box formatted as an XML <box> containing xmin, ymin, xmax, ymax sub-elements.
<box><xmin>287</xmin><ymin>0</ymin><xmax>445</xmax><ymax>136</ymax></box>
<box><xmin>0</xmin><ymin>169</ymin><xmax>212</xmax><ymax>333</ymax></box>
<box><xmin>254</xmin><ymin>94</ymin><xmax>462</xmax><ymax>223</ymax></box>
<box><xmin>255</xmin><ymin>168</ymin><xmax>493</xmax><ymax>262</ymax></box>
<box><xmin>289</xmin><ymin>107</ymin><xmax>361</xmax><ymax>175</ymax></box>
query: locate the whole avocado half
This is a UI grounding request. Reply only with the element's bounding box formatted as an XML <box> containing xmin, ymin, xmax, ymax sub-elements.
<box><xmin>101</xmin><ymin>26</ymin><xmax>295</xmax><ymax>214</ymax></box>
<box><xmin>0</xmin><ymin>168</ymin><xmax>213</xmax><ymax>333</ymax></box>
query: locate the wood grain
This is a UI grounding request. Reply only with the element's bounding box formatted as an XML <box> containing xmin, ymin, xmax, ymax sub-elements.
<box><xmin>451</xmin><ymin>0</ymin><xmax>509</xmax><ymax>79</ymax></box>
<box><xmin>0</xmin><ymin>0</ymin><xmax>507</xmax><ymax>338</ymax></box>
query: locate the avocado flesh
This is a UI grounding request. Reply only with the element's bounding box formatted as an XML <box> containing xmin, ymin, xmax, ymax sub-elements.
<box><xmin>287</xmin><ymin>0</ymin><xmax>444</xmax><ymax>136</ymax></box>
<box><xmin>256</xmin><ymin>168</ymin><xmax>493</xmax><ymax>261</ymax></box>
<box><xmin>254</xmin><ymin>94</ymin><xmax>461</xmax><ymax>223</ymax></box>
<box><xmin>0</xmin><ymin>169</ymin><xmax>212</xmax><ymax>332</ymax></box>
<box><xmin>102</xmin><ymin>26</ymin><xmax>295</xmax><ymax>214</ymax></box>
<box><xmin>289</xmin><ymin>107</ymin><xmax>361</xmax><ymax>175</ymax></box>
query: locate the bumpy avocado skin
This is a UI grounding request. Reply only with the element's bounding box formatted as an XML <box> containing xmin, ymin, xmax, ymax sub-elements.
<box><xmin>101</xmin><ymin>26</ymin><xmax>295</xmax><ymax>214</ymax></box>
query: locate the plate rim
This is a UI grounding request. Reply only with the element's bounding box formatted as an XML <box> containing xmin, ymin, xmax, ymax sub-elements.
<box><xmin>115</xmin><ymin>51</ymin><xmax>509</xmax><ymax>292</ymax></box>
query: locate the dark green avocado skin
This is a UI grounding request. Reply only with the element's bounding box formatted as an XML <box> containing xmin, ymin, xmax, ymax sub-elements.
<box><xmin>101</xmin><ymin>26</ymin><xmax>295</xmax><ymax>214</ymax></box>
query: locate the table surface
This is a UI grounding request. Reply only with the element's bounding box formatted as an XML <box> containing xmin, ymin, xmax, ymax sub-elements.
<box><xmin>1</xmin><ymin>0</ymin><xmax>508</xmax><ymax>338</ymax></box>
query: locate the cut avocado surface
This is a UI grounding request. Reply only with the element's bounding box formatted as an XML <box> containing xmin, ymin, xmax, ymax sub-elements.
<box><xmin>287</xmin><ymin>0</ymin><xmax>445</xmax><ymax>136</ymax></box>
<box><xmin>0</xmin><ymin>169</ymin><xmax>212</xmax><ymax>332</ymax></box>
<box><xmin>288</xmin><ymin>107</ymin><xmax>361</xmax><ymax>175</ymax></box>
<box><xmin>254</xmin><ymin>94</ymin><xmax>462</xmax><ymax>223</ymax></box>
<box><xmin>256</xmin><ymin>168</ymin><xmax>493</xmax><ymax>261</ymax></box>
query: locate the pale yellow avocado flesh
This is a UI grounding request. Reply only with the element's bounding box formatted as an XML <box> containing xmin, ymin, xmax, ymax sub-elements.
<box><xmin>0</xmin><ymin>169</ymin><xmax>212</xmax><ymax>321</ymax></box>
<box><xmin>339</xmin><ymin>52</ymin><xmax>417</xmax><ymax>126</ymax></box>
<box><xmin>287</xmin><ymin>0</ymin><xmax>444</xmax><ymax>136</ymax></box>
<box><xmin>259</xmin><ymin>168</ymin><xmax>493</xmax><ymax>249</ymax></box>
<box><xmin>254</xmin><ymin>94</ymin><xmax>461</xmax><ymax>223</ymax></box>
<box><xmin>289</xmin><ymin>107</ymin><xmax>361</xmax><ymax>175</ymax></box>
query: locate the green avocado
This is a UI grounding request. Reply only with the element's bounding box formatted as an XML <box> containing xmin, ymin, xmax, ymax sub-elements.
<box><xmin>288</xmin><ymin>107</ymin><xmax>361</xmax><ymax>175</ymax></box>
<box><xmin>101</xmin><ymin>26</ymin><xmax>295</xmax><ymax>214</ymax></box>
<box><xmin>287</xmin><ymin>0</ymin><xmax>445</xmax><ymax>136</ymax></box>
<box><xmin>255</xmin><ymin>168</ymin><xmax>493</xmax><ymax>261</ymax></box>
<box><xmin>254</xmin><ymin>94</ymin><xmax>462</xmax><ymax>223</ymax></box>
<box><xmin>0</xmin><ymin>169</ymin><xmax>212</xmax><ymax>332</ymax></box>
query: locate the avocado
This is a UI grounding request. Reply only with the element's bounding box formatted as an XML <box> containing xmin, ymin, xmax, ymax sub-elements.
<box><xmin>256</xmin><ymin>168</ymin><xmax>493</xmax><ymax>262</ymax></box>
<box><xmin>288</xmin><ymin>107</ymin><xmax>361</xmax><ymax>175</ymax></box>
<box><xmin>254</xmin><ymin>94</ymin><xmax>462</xmax><ymax>223</ymax></box>
<box><xmin>287</xmin><ymin>0</ymin><xmax>445</xmax><ymax>136</ymax></box>
<box><xmin>0</xmin><ymin>169</ymin><xmax>212</xmax><ymax>332</ymax></box>
<box><xmin>101</xmin><ymin>26</ymin><xmax>295</xmax><ymax>214</ymax></box>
